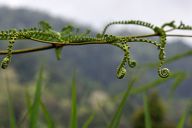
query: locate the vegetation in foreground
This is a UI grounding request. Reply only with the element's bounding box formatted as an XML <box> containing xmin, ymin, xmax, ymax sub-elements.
<box><xmin>0</xmin><ymin>6</ymin><xmax>192</xmax><ymax>128</ymax></box>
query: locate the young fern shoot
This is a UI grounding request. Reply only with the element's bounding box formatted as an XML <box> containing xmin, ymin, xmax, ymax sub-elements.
<box><xmin>0</xmin><ymin>20</ymin><xmax>191</xmax><ymax>79</ymax></box>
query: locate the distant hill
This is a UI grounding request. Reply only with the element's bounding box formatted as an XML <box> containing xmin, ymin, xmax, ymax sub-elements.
<box><xmin>0</xmin><ymin>6</ymin><xmax>192</xmax><ymax>97</ymax></box>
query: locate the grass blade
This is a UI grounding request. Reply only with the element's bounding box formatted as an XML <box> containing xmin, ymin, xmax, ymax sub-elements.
<box><xmin>107</xmin><ymin>78</ymin><xmax>135</xmax><ymax>128</ymax></box>
<box><xmin>29</xmin><ymin>67</ymin><xmax>44</xmax><ymax>128</ymax></box>
<box><xmin>5</xmin><ymin>73</ymin><xmax>16</xmax><ymax>128</ymax></box>
<box><xmin>82</xmin><ymin>113</ymin><xmax>95</xmax><ymax>128</ymax></box>
<box><xmin>17</xmin><ymin>89</ymin><xmax>32</xmax><ymax>128</ymax></box>
<box><xmin>143</xmin><ymin>93</ymin><xmax>152</xmax><ymax>128</ymax></box>
<box><xmin>177</xmin><ymin>111</ymin><xmax>187</xmax><ymax>128</ymax></box>
<box><xmin>40</xmin><ymin>100</ymin><xmax>55</xmax><ymax>128</ymax></box>
<box><xmin>25</xmin><ymin>88</ymin><xmax>32</xmax><ymax>110</ymax></box>
<box><xmin>169</xmin><ymin>73</ymin><xmax>186</xmax><ymax>97</ymax></box>
<box><xmin>7</xmin><ymin>86</ymin><xmax>16</xmax><ymax>128</ymax></box>
<box><xmin>130</xmin><ymin>72</ymin><xmax>183</xmax><ymax>95</ymax></box>
<box><xmin>69</xmin><ymin>73</ymin><xmax>77</xmax><ymax>128</ymax></box>
<box><xmin>148</xmin><ymin>49</ymin><xmax>192</xmax><ymax>68</ymax></box>
<box><xmin>166</xmin><ymin>49</ymin><xmax>192</xmax><ymax>64</ymax></box>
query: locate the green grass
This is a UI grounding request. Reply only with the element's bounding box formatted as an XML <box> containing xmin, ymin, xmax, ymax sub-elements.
<box><xmin>4</xmin><ymin>68</ymin><xmax>189</xmax><ymax>128</ymax></box>
<box><xmin>69</xmin><ymin>73</ymin><xmax>78</xmax><ymax>128</ymax></box>
<box><xmin>40</xmin><ymin>100</ymin><xmax>55</xmax><ymax>128</ymax></box>
<box><xmin>7</xmin><ymin>85</ymin><xmax>17</xmax><ymax>128</ymax></box>
<box><xmin>5</xmin><ymin>72</ymin><xmax>17</xmax><ymax>128</ymax></box>
<box><xmin>29</xmin><ymin>67</ymin><xmax>44</xmax><ymax>128</ymax></box>
<box><xmin>131</xmin><ymin>72</ymin><xmax>185</xmax><ymax>95</ymax></box>
<box><xmin>177</xmin><ymin>111</ymin><xmax>187</xmax><ymax>128</ymax></box>
<box><xmin>82</xmin><ymin>113</ymin><xmax>95</xmax><ymax>128</ymax></box>
<box><xmin>107</xmin><ymin>78</ymin><xmax>136</xmax><ymax>128</ymax></box>
<box><xmin>143</xmin><ymin>93</ymin><xmax>152</xmax><ymax>128</ymax></box>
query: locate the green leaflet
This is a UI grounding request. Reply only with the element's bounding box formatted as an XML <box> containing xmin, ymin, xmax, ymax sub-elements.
<box><xmin>54</xmin><ymin>47</ymin><xmax>63</xmax><ymax>60</ymax></box>
<box><xmin>61</xmin><ymin>25</ymin><xmax>92</xmax><ymax>41</ymax></box>
<box><xmin>38</xmin><ymin>21</ymin><xmax>53</xmax><ymax>31</ymax></box>
<box><xmin>61</xmin><ymin>25</ymin><xmax>74</xmax><ymax>36</ymax></box>
<box><xmin>161</xmin><ymin>20</ymin><xmax>176</xmax><ymax>29</ymax></box>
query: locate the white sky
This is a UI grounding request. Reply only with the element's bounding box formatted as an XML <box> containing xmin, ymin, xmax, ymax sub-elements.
<box><xmin>0</xmin><ymin>0</ymin><xmax>192</xmax><ymax>45</ymax></box>
<box><xmin>0</xmin><ymin>0</ymin><xmax>192</xmax><ymax>29</ymax></box>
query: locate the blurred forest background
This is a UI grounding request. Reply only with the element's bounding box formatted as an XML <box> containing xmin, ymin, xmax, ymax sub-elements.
<box><xmin>0</xmin><ymin>6</ymin><xmax>192</xmax><ymax>128</ymax></box>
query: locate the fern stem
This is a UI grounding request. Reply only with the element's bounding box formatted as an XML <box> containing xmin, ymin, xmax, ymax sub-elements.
<box><xmin>0</xmin><ymin>33</ymin><xmax>192</xmax><ymax>55</ymax></box>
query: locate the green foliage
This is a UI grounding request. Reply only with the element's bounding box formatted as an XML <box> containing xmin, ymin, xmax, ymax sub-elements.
<box><xmin>40</xmin><ymin>101</ymin><xmax>55</xmax><ymax>128</ymax></box>
<box><xmin>38</xmin><ymin>21</ymin><xmax>53</xmax><ymax>31</ymax></box>
<box><xmin>177</xmin><ymin>22</ymin><xmax>192</xmax><ymax>30</ymax></box>
<box><xmin>166</xmin><ymin>49</ymin><xmax>192</xmax><ymax>64</ymax></box>
<box><xmin>1</xmin><ymin>34</ymin><xmax>17</xmax><ymax>69</ymax></box>
<box><xmin>29</xmin><ymin>67</ymin><xmax>43</xmax><ymax>128</ymax></box>
<box><xmin>7</xmin><ymin>86</ymin><xmax>17</xmax><ymax>128</ymax></box>
<box><xmin>1</xmin><ymin>65</ymin><xmax>189</xmax><ymax>128</ymax></box>
<box><xmin>61</xmin><ymin>25</ymin><xmax>74</xmax><ymax>35</ymax></box>
<box><xmin>107</xmin><ymin>78</ymin><xmax>135</xmax><ymax>128</ymax></box>
<box><xmin>132</xmin><ymin>92</ymin><xmax>174</xmax><ymax>128</ymax></box>
<box><xmin>130</xmin><ymin>72</ymin><xmax>185</xmax><ymax>95</ymax></box>
<box><xmin>101</xmin><ymin>20</ymin><xmax>155</xmax><ymax>35</ymax></box>
<box><xmin>54</xmin><ymin>47</ymin><xmax>63</xmax><ymax>60</ymax></box>
<box><xmin>69</xmin><ymin>73</ymin><xmax>78</xmax><ymax>128</ymax></box>
<box><xmin>143</xmin><ymin>93</ymin><xmax>152</xmax><ymax>128</ymax></box>
<box><xmin>177</xmin><ymin>111</ymin><xmax>187</xmax><ymax>128</ymax></box>
<box><xmin>0</xmin><ymin>9</ymin><xmax>192</xmax><ymax>127</ymax></box>
<box><xmin>169</xmin><ymin>72</ymin><xmax>186</xmax><ymax>97</ymax></box>
<box><xmin>82</xmin><ymin>113</ymin><xmax>95</xmax><ymax>128</ymax></box>
<box><xmin>0</xmin><ymin>20</ymin><xmax>192</xmax><ymax>80</ymax></box>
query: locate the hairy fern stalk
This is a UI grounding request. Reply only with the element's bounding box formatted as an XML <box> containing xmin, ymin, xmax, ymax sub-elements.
<box><xmin>0</xmin><ymin>20</ymin><xmax>191</xmax><ymax>79</ymax></box>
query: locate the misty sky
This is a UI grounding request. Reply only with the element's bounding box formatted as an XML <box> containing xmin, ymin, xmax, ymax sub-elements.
<box><xmin>0</xmin><ymin>0</ymin><xmax>192</xmax><ymax>46</ymax></box>
<box><xmin>0</xmin><ymin>0</ymin><xmax>191</xmax><ymax>29</ymax></box>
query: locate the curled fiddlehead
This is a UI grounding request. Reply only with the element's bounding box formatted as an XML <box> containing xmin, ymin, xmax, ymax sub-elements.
<box><xmin>154</xmin><ymin>27</ymin><xmax>170</xmax><ymax>78</ymax></box>
<box><xmin>101</xmin><ymin>20</ymin><xmax>166</xmax><ymax>78</ymax></box>
<box><xmin>102</xmin><ymin>20</ymin><xmax>156</xmax><ymax>35</ymax></box>
<box><xmin>113</xmin><ymin>43</ymin><xmax>129</xmax><ymax>79</ymax></box>
<box><xmin>128</xmin><ymin>60</ymin><xmax>136</xmax><ymax>68</ymax></box>
<box><xmin>1</xmin><ymin>57</ymin><xmax>10</xmax><ymax>69</ymax></box>
<box><xmin>112</xmin><ymin>42</ymin><xmax>136</xmax><ymax>79</ymax></box>
<box><xmin>97</xmin><ymin>34</ymin><xmax>127</xmax><ymax>79</ymax></box>
<box><xmin>1</xmin><ymin>20</ymin><xmax>191</xmax><ymax>79</ymax></box>
<box><xmin>158</xmin><ymin>47</ymin><xmax>170</xmax><ymax>78</ymax></box>
<box><xmin>158</xmin><ymin>67</ymin><xmax>170</xmax><ymax>78</ymax></box>
<box><xmin>1</xmin><ymin>30</ymin><xmax>17</xmax><ymax>69</ymax></box>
